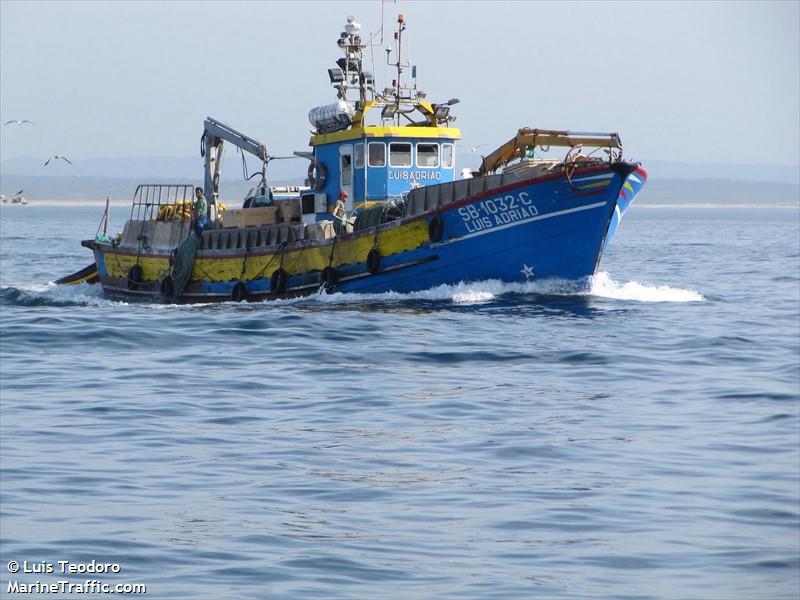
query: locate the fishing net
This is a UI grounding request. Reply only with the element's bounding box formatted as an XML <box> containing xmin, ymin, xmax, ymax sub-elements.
<box><xmin>170</xmin><ymin>232</ymin><xmax>198</xmax><ymax>299</ymax></box>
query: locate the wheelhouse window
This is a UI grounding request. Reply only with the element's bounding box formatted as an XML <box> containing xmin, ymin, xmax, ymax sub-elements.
<box><xmin>416</xmin><ymin>143</ymin><xmax>439</xmax><ymax>167</ymax></box>
<box><xmin>442</xmin><ymin>143</ymin><xmax>454</xmax><ymax>168</ymax></box>
<box><xmin>354</xmin><ymin>143</ymin><xmax>364</xmax><ymax>169</ymax></box>
<box><xmin>368</xmin><ymin>142</ymin><xmax>385</xmax><ymax>167</ymax></box>
<box><xmin>389</xmin><ymin>142</ymin><xmax>412</xmax><ymax>167</ymax></box>
<box><xmin>340</xmin><ymin>153</ymin><xmax>352</xmax><ymax>186</ymax></box>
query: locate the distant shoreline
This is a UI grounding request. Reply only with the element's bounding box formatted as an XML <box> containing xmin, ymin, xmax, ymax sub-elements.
<box><xmin>2</xmin><ymin>200</ymin><xmax>797</xmax><ymax>209</ymax></box>
<box><xmin>637</xmin><ymin>203</ymin><xmax>799</xmax><ymax>209</ymax></box>
<box><xmin>1</xmin><ymin>199</ymin><xmax>130</xmax><ymax>207</ymax></box>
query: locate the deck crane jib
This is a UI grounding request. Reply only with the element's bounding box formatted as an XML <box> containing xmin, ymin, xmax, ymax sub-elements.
<box><xmin>201</xmin><ymin>116</ymin><xmax>272</xmax><ymax>223</ymax></box>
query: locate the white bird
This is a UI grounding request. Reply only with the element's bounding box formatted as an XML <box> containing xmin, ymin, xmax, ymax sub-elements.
<box><xmin>44</xmin><ymin>155</ymin><xmax>72</xmax><ymax>166</ymax></box>
<box><xmin>4</xmin><ymin>120</ymin><xmax>36</xmax><ymax>126</ymax></box>
<box><xmin>469</xmin><ymin>143</ymin><xmax>487</xmax><ymax>153</ymax></box>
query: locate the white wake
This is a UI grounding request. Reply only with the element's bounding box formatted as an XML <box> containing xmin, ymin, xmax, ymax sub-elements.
<box><xmin>4</xmin><ymin>280</ymin><xmax>119</xmax><ymax>307</ymax></box>
<box><xmin>294</xmin><ymin>272</ymin><xmax>705</xmax><ymax>305</ymax></box>
<box><xmin>5</xmin><ymin>271</ymin><xmax>704</xmax><ymax>308</ymax></box>
<box><xmin>588</xmin><ymin>272</ymin><xmax>705</xmax><ymax>302</ymax></box>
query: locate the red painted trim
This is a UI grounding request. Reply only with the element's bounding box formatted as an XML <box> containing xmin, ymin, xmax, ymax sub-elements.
<box><xmin>98</xmin><ymin>162</ymin><xmax>630</xmax><ymax>262</ymax></box>
<box><xmin>404</xmin><ymin>164</ymin><xmax>620</xmax><ymax>225</ymax></box>
<box><xmin>443</xmin><ymin>172</ymin><xmax>617</xmax><ymax>214</ymax></box>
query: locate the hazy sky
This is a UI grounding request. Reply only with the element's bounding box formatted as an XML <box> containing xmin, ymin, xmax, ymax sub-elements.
<box><xmin>1</xmin><ymin>0</ymin><xmax>798</xmax><ymax>167</ymax></box>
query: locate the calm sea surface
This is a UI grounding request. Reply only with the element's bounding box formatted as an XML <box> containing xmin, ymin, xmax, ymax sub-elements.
<box><xmin>1</xmin><ymin>204</ymin><xmax>798</xmax><ymax>599</ymax></box>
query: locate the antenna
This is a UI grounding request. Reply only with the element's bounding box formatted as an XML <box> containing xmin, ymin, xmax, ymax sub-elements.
<box><xmin>377</xmin><ymin>0</ymin><xmax>386</xmax><ymax>46</ymax></box>
<box><xmin>395</xmin><ymin>14</ymin><xmax>405</xmax><ymax>115</ymax></box>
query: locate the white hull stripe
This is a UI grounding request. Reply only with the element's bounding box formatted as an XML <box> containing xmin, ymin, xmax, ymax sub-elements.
<box><xmin>629</xmin><ymin>174</ymin><xmax>642</xmax><ymax>184</ymax></box>
<box><xmin>573</xmin><ymin>174</ymin><xmax>613</xmax><ymax>183</ymax></box>
<box><xmin>442</xmin><ymin>201</ymin><xmax>609</xmax><ymax>245</ymax></box>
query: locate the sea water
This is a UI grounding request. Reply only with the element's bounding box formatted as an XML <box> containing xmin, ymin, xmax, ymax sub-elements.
<box><xmin>0</xmin><ymin>204</ymin><xmax>798</xmax><ymax>599</ymax></box>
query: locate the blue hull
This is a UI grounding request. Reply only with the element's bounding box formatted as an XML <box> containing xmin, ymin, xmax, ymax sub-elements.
<box><xmin>330</xmin><ymin>164</ymin><xmax>644</xmax><ymax>295</ymax></box>
<box><xmin>89</xmin><ymin>163</ymin><xmax>646</xmax><ymax>302</ymax></box>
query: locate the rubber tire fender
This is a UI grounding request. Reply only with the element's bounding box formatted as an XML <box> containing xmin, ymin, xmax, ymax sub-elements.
<box><xmin>367</xmin><ymin>249</ymin><xmax>381</xmax><ymax>274</ymax></box>
<box><xmin>231</xmin><ymin>282</ymin><xmax>248</xmax><ymax>302</ymax></box>
<box><xmin>270</xmin><ymin>268</ymin><xmax>287</xmax><ymax>295</ymax></box>
<box><xmin>127</xmin><ymin>264</ymin><xmax>143</xmax><ymax>291</ymax></box>
<box><xmin>159</xmin><ymin>276</ymin><xmax>174</xmax><ymax>299</ymax></box>
<box><xmin>319</xmin><ymin>266</ymin><xmax>338</xmax><ymax>290</ymax></box>
<box><xmin>428</xmin><ymin>215</ymin><xmax>444</xmax><ymax>243</ymax></box>
<box><xmin>307</xmin><ymin>160</ymin><xmax>327</xmax><ymax>191</ymax></box>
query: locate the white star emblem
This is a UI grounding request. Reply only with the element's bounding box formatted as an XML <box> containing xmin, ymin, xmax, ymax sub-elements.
<box><xmin>521</xmin><ymin>264</ymin><xmax>535</xmax><ymax>280</ymax></box>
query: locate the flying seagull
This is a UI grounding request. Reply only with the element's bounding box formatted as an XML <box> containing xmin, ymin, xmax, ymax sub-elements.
<box><xmin>4</xmin><ymin>120</ymin><xmax>36</xmax><ymax>126</ymax></box>
<box><xmin>15</xmin><ymin>189</ymin><xmax>24</xmax><ymax>195</ymax></box>
<box><xmin>44</xmin><ymin>155</ymin><xmax>72</xmax><ymax>166</ymax></box>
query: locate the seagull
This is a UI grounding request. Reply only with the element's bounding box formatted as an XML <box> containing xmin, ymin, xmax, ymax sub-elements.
<box><xmin>15</xmin><ymin>189</ymin><xmax>23</xmax><ymax>196</ymax></box>
<box><xmin>4</xmin><ymin>120</ymin><xmax>36</xmax><ymax>126</ymax></box>
<box><xmin>44</xmin><ymin>155</ymin><xmax>72</xmax><ymax>166</ymax></box>
<box><xmin>469</xmin><ymin>143</ymin><xmax>487</xmax><ymax>153</ymax></box>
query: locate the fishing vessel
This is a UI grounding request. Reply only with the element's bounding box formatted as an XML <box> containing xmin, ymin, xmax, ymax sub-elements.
<box><xmin>61</xmin><ymin>13</ymin><xmax>647</xmax><ymax>301</ymax></box>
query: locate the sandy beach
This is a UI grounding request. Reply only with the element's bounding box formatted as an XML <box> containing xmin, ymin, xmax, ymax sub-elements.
<box><xmin>5</xmin><ymin>200</ymin><xmax>796</xmax><ymax>210</ymax></box>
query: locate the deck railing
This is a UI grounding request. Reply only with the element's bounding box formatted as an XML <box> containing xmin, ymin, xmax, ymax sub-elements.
<box><xmin>130</xmin><ymin>184</ymin><xmax>195</xmax><ymax>222</ymax></box>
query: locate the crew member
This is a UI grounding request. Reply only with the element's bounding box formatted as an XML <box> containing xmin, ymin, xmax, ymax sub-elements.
<box><xmin>192</xmin><ymin>186</ymin><xmax>208</xmax><ymax>235</ymax></box>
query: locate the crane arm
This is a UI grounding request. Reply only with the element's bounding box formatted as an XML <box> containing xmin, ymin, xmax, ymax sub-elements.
<box><xmin>202</xmin><ymin>117</ymin><xmax>269</xmax><ymax>214</ymax></box>
<box><xmin>478</xmin><ymin>128</ymin><xmax>623</xmax><ymax>176</ymax></box>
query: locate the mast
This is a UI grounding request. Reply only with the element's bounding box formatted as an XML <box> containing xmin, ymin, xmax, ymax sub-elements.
<box><xmin>310</xmin><ymin>14</ymin><xmax>454</xmax><ymax>134</ymax></box>
<box><xmin>334</xmin><ymin>16</ymin><xmax>372</xmax><ymax>104</ymax></box>
<box><xmin>394</xmin><ymin>14</ymin><xmax>405</xmax><ymax>116</ymax></box>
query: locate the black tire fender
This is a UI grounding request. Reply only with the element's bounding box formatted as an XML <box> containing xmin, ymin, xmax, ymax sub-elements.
<box><xmin>367</xmin><ymin>249</ymin><xmax>381</xmax><ymax>274</ymax></box>
<box><xmin>127</xmin><ymin>264</ymin><xmax>143</xmax><ymax>291</ymax></box>
<box><xmin>428</xmin><ymin>215</ymin><xmax>444</xmax><ymax>243</ymax></box>
<box><xmin>159</xmin><ymin>276</ymin><xmax>174</xmax><ymax>299</ymax></box>
<box><xmin>270</xmin><ymin>268</ymin><xmax>287</xmax><ymax>295</ymax></box>
<box><xmin>231</xmin><ymin>282</ymin><xmax>248</xmax><ymax>302</ymax></box>
<box><xmin>319</xmin><ymin>266</ymin><xmax>338</xmax><ymax>290</ymax></box>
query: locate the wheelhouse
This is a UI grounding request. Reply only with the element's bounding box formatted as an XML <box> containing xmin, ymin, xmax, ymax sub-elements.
<box><xmin>299</xmin><ymin>14</ymin><xmax>462</xmax><ymax>224</ymax></box>
<box><xmin>307</xmin><ymin>120</ymin><xmax>460</xmax><ymax>216</ymax></box>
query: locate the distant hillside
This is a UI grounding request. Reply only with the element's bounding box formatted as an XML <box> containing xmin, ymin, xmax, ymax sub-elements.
<box><xmin>0</xmin><ymin>175</ymin><xmax>303</xmax><ymax>202</ymax></box>
<box><xmin>636</xmin><ymin>160</ymin><xmax>799</xmax><ymax>186</ymax></box>
<box><xmin>638</xmin><ymin>179</ymin><xmax>799</xmax><ymax>206</ymax></box>
<box><xmin>1</xmin><ymin>160</ymin><xmax>798</xmax><ymax>206</ymax></box>
<box><xmin>1</xmin><ymin>174</ymin><xmax>797</xmax><ymax>206</ymax></box>
<box><xmin>0</xmin><ymin>155</ymin><xmax>305</xmax><ymax>182</ymax></box>
<box><xmin>3</xmin><ymin>155</ymin><xmax>799</xmax><ymax>185</ymax></box>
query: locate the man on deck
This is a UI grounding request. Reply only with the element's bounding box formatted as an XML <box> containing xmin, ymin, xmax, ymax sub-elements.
<box><xmin>192</xmin><ymin>186</ymin><xmax>208</xmax><ymax>236</ymax></box>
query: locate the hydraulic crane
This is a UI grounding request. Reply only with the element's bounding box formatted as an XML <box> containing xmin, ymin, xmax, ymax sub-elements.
<box><xmin>201</xmin><ymin>116</ymin><xmax>269</xmax><ymax>222</ymax></box>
